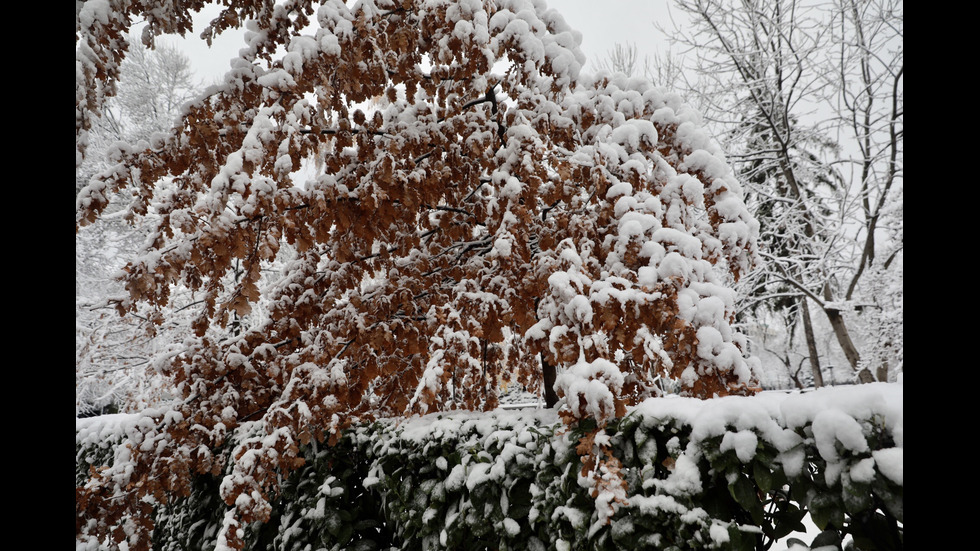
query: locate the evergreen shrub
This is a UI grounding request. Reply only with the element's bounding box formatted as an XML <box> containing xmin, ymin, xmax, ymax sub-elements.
<box><xmin>76</xmin><ymin>385</ymin><xmax>902</xmax><ymax>550</ymax></box>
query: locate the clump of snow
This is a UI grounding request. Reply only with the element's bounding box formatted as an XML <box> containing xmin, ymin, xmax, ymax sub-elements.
<box><xmin>720</xmin><ymin>430</ymin><xmax>759</xmax><ymax>463</ymax></box>
<box><xmin>555</xmin><ymin>357</ymin><xmax>625</xmax><ymax>423</ymax></box>
<box><xmin>872</xmin><ymin>447</ymin><xmax>903</xmax><ymax>485</ymax></box>
<box><xmin>502</xmin><ymin>516</ymin><xmax>521</xmax><ymax>536</ymax></box>
<box><xmin>709</xmin><ymin>522</ymin><xmax>730</xmax><ymax>544</ymax></box>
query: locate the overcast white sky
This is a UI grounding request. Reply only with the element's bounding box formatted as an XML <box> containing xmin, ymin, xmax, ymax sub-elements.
<box><xmin>549</xmin><ymin>0</ymin><xmax>679</xmax><ymax>65</ymax></box>
<box><xmin>152</xmin><ymin>0</ymin><xmax>683</xmax><ymax>84</ymax></box>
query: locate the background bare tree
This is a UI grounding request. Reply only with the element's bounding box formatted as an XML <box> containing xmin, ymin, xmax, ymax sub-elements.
<box><xmin>621</xmin><ymin>0</ymin><xmax>904</xmax><ymax>386</ymax></box>
<box><xmin>76</xmin><ymin>37</ymin><xmax>203</xmax><ymax>415</ymax></box>
<box><xmin>592</xmin><ymin>42</ymin><xmax>687</xmax><ymax>98</ymax></box>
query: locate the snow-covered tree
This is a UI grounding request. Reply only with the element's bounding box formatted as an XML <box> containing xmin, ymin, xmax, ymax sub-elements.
<box><xmin>646</xmin><ymin>0</ymin><xmax>903</xmax><ymax>386</ymax></box>
<box><xmin>76</xmin><ymin>37</ymin><xmax>202</xmax><ymax>416</ymax></box>
<box><xmin>75</xmin><ymin>1</ymin><xmax>762</xmax><ymax>548</ymax></box>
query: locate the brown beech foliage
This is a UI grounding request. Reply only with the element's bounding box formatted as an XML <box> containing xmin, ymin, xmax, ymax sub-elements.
<box><xmin>76</xmin><ymin>0</ymin><xmax>761</xmax><ymax>548</ymax></box>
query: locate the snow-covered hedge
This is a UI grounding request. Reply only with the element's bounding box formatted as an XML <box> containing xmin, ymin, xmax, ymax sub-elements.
<box><xmin>76</xmin><ymin>383</ymin><xmax>902</xmax><ymax>550</ymax></box>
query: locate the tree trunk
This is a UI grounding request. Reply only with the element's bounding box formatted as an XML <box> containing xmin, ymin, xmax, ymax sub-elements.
<box><xmin>822</xmin><ymin>284</ymin><xmax>874</xmax><ymax>384</ymax></box>
<box><xmin>876</xmin><ymin>359</ymin><xmax>889</xmax><ymax>383</ymax></box>
<box><xmin>876</xmin><ymin>338</ymin><xmax>892</xmax><ymax>382</ymax></box>
<box><xmin>800</xmin><ymin>298</ymin><xmax>824</xmax><ymax>388</ymax></box>
<box><xmin>541</xmin><ymin>353</ymin><xmax>559</xmax><ymax>408</ymax></box>
<box><xmin>785</xmin><ymin>355</ymin><xmax>804</xmax><ymax>390</ymax></box>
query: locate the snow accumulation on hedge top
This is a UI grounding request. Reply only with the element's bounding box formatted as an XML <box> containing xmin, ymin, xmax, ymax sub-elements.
<box><xmin>76</xmin><ymin>382</ymin><xmax>902</xmax><ymax>551</ymax></box>
<box><xmin>388</xmin><ymin>380</ymin><xmax>904</xmax><ymax>483</ymax></box>
<box><xmin>628</xmin><ymin>382</ymin><xmax>903</xmax><ymax>484</ymax></box>
<box><xmin>77</xmin><ymin>380</ymin><xmax>903</xmax><ymax>486</ymax></box>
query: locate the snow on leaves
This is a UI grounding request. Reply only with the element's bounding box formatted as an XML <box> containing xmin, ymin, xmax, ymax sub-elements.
<box><xmin>76</xmin><ymin>0</ymin><xmax>761</xmax><ymax>548</ymax></box>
